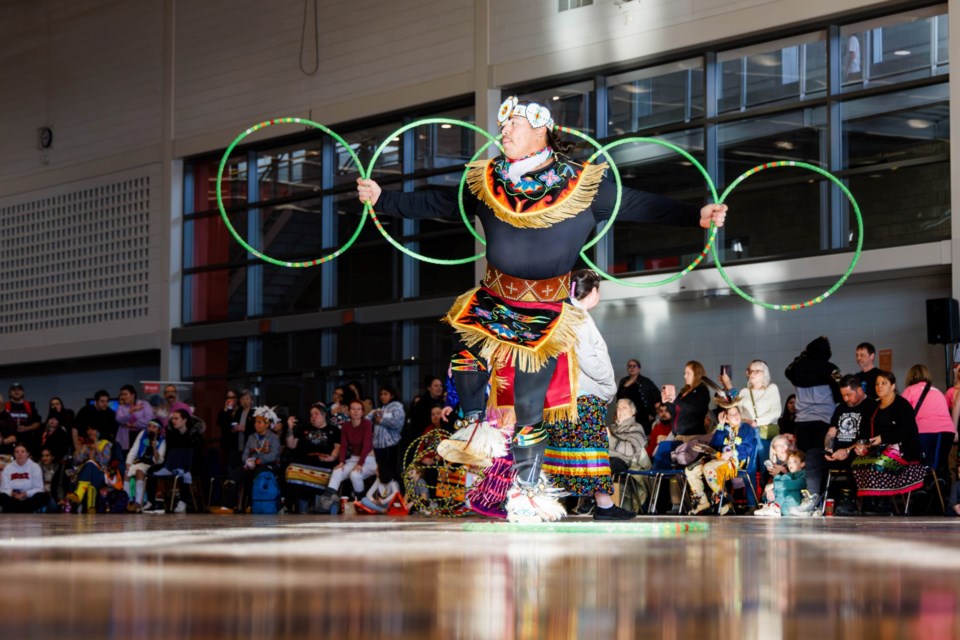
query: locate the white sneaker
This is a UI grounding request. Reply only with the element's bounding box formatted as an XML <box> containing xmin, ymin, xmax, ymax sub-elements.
<box><xmin>755</xmin><ymin>503</ymin><xmax>781</xmax><ymax>517</ymax></box>
<box><xmin>789</xmin><ymin>490</ymin><xmax>821</xmax><ymax>517</ymax></box>
<box><xmin>173</xmin><ymin>501</ymin><xmax>187</xmax><ymax>514</ymax></box>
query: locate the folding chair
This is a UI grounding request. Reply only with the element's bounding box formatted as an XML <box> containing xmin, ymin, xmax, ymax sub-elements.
<box><xmin>625</xmin><ymin>469</ymin><xmax>688</xmax><ymax>514</ymax></box>
<box><xmin>905</xmin><ymin>432</ymin><xmax>951</xmax><ymax>515</ymax></box>
<box><xmin>151</xmin><ymin>448</ymin><xmax>202</xmax><ymax>512</ymax></box>
<box><xmin>717</xmin><ymin>468</ymin><xmax>757</xmax><ymax>515</ymax></box>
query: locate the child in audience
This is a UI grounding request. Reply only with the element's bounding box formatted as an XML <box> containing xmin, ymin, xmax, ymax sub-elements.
<box><xmin>755</xmin><ymin>449</ymin><xmax>806</xmax><ymax>517</ymax></box>
<box><xmin>758</xmin><ymin>433</ymin><xmax>797</xmax><ymax>505</ymax></box>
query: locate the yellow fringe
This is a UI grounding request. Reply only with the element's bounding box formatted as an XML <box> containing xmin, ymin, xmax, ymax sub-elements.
<box><xmin>443</xmin><ymin>290</ymin><xmax>586</xmax><ymax>374</ymax></box>
<box><xmin>465</xmin><ymin>159</ymin><xmax>608</xmax><ymax>229</ymax></box>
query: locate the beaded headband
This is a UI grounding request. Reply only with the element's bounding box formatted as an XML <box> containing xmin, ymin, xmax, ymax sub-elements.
<box><xmin>497</xmin><ymin>96</ymin><xmax>554</xmax><ymax>130</ymax></box>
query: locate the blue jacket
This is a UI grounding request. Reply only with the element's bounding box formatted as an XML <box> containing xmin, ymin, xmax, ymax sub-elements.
<box><xmin>708</xmin><ymin>422</ymin><xmax>759</xmax><ymax>469</ymax></box>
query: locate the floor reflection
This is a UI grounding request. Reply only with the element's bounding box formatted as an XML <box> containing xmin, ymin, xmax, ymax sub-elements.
<box><xmin>0</xmin><ymin>515</ymin><xmax>958</xmax><ymax>639</ymax></box>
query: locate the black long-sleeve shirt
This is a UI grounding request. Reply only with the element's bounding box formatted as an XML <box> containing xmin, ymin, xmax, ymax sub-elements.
<box><xmin>377</xmin><ymin>162</ymin><xmax>701</xmax><ymax>281</ymax></box>
<box><xmin>867</xmin><ymin>395</ymin><xmax>922</xmax><ymax>462</ymax></box>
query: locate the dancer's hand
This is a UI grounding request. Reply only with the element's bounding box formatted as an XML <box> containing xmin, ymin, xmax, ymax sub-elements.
<box><xmin>700</xmin><ymin>203</ymin><xmax>727</xmax><ymax>229</ymax></box>
<box><xmin>357</xmin><ymin>178</ymin><xmax>382</xmax><ymax>207</ymax></box>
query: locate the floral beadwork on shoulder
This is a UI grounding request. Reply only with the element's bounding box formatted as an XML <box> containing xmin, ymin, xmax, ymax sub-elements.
<box><xmin>465</xmin><ymin>155</ymin><xmax>607</xmax><ymax>229</ymax></box>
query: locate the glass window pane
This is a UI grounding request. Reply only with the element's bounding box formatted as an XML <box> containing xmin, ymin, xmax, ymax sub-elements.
<box><xmin>182</xmin><ymin>268</ymin><xmax>245</xmax><ymax>324</ymax></box>
<box><xmin>335</xmin><ymin>121</ymin><xmax>402</xmax><ymax>187</ymax></box>
<box><xmin>187</xmin><ymin>155</ymin><xmax>249</xmax><ymax>216</ymax></box>
<box><xmin>847</xmin><ymin>162</ymin><xmax>950</xmax><ymax>250</ymax></box>
<box><xmin>607</xmin><ymin>129</ymin><xmax>708</xmax><ymax>275</ymax></box>
<box><xmin>337</xmin><ymin>322</ymin><xmax>401</xmax><ymax>369</ymax></box>
<box><xmin>842</xmin><ymin>8</ymin><xmax>948</xmax><ymax>91</ymax></box>
<box><xmin>414</xmin><ymin>106</ymin><xmax>477</xmax><ymax>172</ymax></box>
<box><xmin>718</xmin><ymin>107</ymin><xmax>827</xmax><ymax>261</ymax></box>
<box><xmin>252</xmin><ymin>140</ymin><xmax>324</xmax><ymax>202</ymax></box>
<box><xmin>260</xmin><ymin>263</ymin><xmax>323</xmax><ymax>316</ymax></box>
<box><xmin>336</xmin><ymin>241</ymin><xmax>399</xmax><ymax>307</ymax></box>
<box><xmin>608</xmin><ymin>60</ymin><xmax>704</xmax><ymax>134</ymax></box>
<box><xmin>843</xmin><ymin>84</ymin><xmax>949</xmax><ymax>169</ymax></box>
<box><xmin>182</xmin><ymin>338</ymin><xmax>246</xmax><ymax>378</ymax></box>
<box><xmin>718</xmin><ymin>34</ymin><xmax>826</xmax><ymax>113</ymax></box>
<box><xmin>519</xmin><ymin>80</ymin><xmax>596</xmax><ymax>137</ymax></box>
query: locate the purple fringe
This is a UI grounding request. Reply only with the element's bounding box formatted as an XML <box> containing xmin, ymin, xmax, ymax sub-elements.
<box><xmin>468</xmin><ymin>455</ymin><xmax>513</xmax><ymax>518</ymax></box>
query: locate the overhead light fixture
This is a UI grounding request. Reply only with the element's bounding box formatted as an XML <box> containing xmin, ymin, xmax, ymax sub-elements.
<box><xmin>893</xmin><ymin>50</ymin><xmax>911</xmax><ymax>56</ymax></box>
<box><xmin>440</xmin><ymin>124</ymin><xmax>452</xmax><ymax>129</ymax></box>
<box><xmin>774</xmin><ymin>140</ymin><xmax>795</xmax><ymax>150</ymax></box>
<box><xmin>552</xmin><ymin>96</ymin><xmax>561</xmax><ymax>101</ymax></box>
<box><xmin>906</xmin><ymin>118</ymin><xmax>932</xmax><ymax>129</ymax></box>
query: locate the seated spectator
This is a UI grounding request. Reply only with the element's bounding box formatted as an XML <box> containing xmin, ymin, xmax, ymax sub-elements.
<box><xmin>720</xmin><ymin>359</ymin><xmax>782</xmax><ymax>441</ymax></box>
<box><xmin>371</xmin><ymin>386</ymin><xmax>404</xmax><ymax>488</ymax></box>
<box><xmin>125</xmin><ymin>419</ymin><xmax>166</xmax><ymax>512</ymax></box>
<box><xmin>285</xmin><ymin>402</ymin><xmax>341</xmax><ymax>514</ymax></box>
<box><xmin>358</xmin><ymin>473</ymin><xmax>402</xmax><ymax>514</ymax></box>
<box><xmin>851</xmin><ymin>370</ymin><xmax>924</xmax><ymax>501</ymax></box>
<box><xmin>646</xmin><ymin>403</ymin><xmax>673</xmax><ymax>460</ymax></box>
<box><xmin>608</xmin><ymin>398</ymin><xmax>652</xmax><ymax>512</ymax></box>
<box><xmin>755</xmin><ymin>449</ymin><xmax>806</xmax><ymax>517</ymax></box>
<box><xmin>793</xmin><ymin>374</ymin><xmax>875</xmax><ymax>517</ymax></box>
<box><xmin>901</xmin><ymin>364</ymin><xmax>956</xmax><ymax>435</ymax></box>
<box><xmin>328</xmin><ymin>400</ymin><xmax>376</xmax><ymax>500</ymax></box>
<box><xmin>5</xmin><ymin>383</ymin><xmax>42</xmax><ymax>458</ymax></box>
<box><xmin>662</xmin><ymin>361</ymin><xmax>712</xmax><ymax>440</ymax></box>
<box><xmin>220</xmin><ymin>407</ymin><xmax>281</xmax><ymax>513</ymax></box>
<box><xmin>778</xmin><ymin>394</ymin><xmax>797</xmax><ymax>436</ymax></box>
<box><xmin>0</xmin><ymin>444</ymin><xmax>49</xmax><ymax>513</ymax></box>
<box><xmin>67</xmin><ymin>425</ymin><xmax>117</xmax><ymax>513</ymax></box>
<box><xmin>39</xmin><ymin>447</ymin><xmax>68</xmax><ymax>511</ymax></box>
<box><xmin>759</xmin><ymin>433</ymin><xmax>797</xmax><ymax>505</ymax></box>
<box><xmin>166</xmin><ymin>408</ymin><xmax>205</xmax><ymax>469</ymax></box>
<box><xmin>39</xmin><ymin>416</ymin><xmax>71</xmax><ymax>462</ymax></box>
<box><xmin>406</xmin><ymin>406</ymin><xmax>446</xmax><ymax>506</ymax></box>
<box><xmin>0</xmin><ymin>395</ymin><xmax>17</xmax><ymax>456</ymax></box>
<box><xmin>47</xmin><ymin>397</ymin><xmax>75</xmax><ymax>430</ymax></box>
<box><xmin>115</xmin><ymin>384</ymin><xmax>154</xmax><ymax>453</ymax></box>
<box><xmin>685</xmin><ymin>404</ymin><xmax>758</xmax><ymax>515</ymax></box>
<box><xmin>73</xmin><ymin>390</ymin><xmax>118</xmax><ymax>447</ymax></box>
<box><xmin>608</xmin><ymin>398</ymin><xmax>651</xmax><ymax>475</ymax></box>
<box><xmin>616</xmin><ymin>359</ymin><xmax>660</xmax><ymax>431</ymax></box>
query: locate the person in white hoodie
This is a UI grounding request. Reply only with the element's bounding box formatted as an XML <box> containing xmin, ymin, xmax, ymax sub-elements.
<box><xmin>535</xmin><ymin>269</ymin><xmax>635</xmax><ymax>521</ymax></box>
<box><xmin>1</xmin><ymin>444</ymin><xmax>48</xmax><ymax>513</ymax></box>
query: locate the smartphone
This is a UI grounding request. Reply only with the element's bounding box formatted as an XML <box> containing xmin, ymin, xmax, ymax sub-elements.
<box><xmin>763</xmin><ymin>459</ymin><xmax>774</xmax><ymax>470</ymax></box>
<box><xmin>720</xmin><ymin>364</ymin><xmax>732</xmax><ymax>379</ymax></box>
<box><xmin>661</xmin><ymin>384</ymin><xmax>676</xmax><ymax>401</ymax></box>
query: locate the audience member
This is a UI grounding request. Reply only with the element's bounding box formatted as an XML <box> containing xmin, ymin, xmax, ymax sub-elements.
<box><xmin>328</xmin><ymin>386</ymin><xmax>353</xmax><ymax>428</ymax></box>
<box><xmin>125</xmin><ymin>419</ymin><xmax>166</xmax><ymax>512</ymax></box>
<box><xmin>0</xmin><ymin>395</ymin><xmax>17</xmax><ymax>456</ymax></box>
<box><xmin>163</xmin><ymin>384</ymin><xmax>192</xmax><ymax>417</ymax></box>
<box><xmin>646</xmin><ymin>402</ymin><xmax>673</xmax><ymax>459</ymax></box>
<box><xmin>755</xmin><ymin>449</ymin><xmax>806</xmax><ymax>517</ymax></box>
<box><xmin>6</xmin><ymin>383</ymin><xmax>41</xmax><ymax>458</ymax></box>
<box><xmin>115</xmin><ymin>384</ymin><xmax>154</xmax><ymax>452</ymax></box>
<box><xmin>855</xmin><ymin>342</ymin><xmax>881</xmax><ymax>400</ymax></box>
<box><xmin>793</xmin><ymin>374</ymin><xmax>875</xmax><ymax>517</ymax></box>
<box><xmin>285</xmin><ymin>402</ymin><xmax>341</xmax><ymax>514</ymax></box>
<box><xmin>784</xmin><ymin>336</ymin><xmax>840</xmax><ymax>453</ymax></box>
<box><xmin>685</xmin><ymin>404</ymin><xmax>758</xmax><ymax>515</ymax></box>
<box><xmin>608</xmin><ymin>399</ymin><xmax>650</xmax><ymax>475</ymax></box>
<box><xmin>39</xmin><ymin>416</ymin><xmax>71</xmax><ymax>462</ymax></box>
<box><xmin>721</xmin><ymin>359</ymin><xmax>782</xmax><ymax>437</ymax></box>
<box><xmin>0</xmin><ymin>444</ymin><xmax>48</xmax><ymax>513</ymax></box>
<box><xmin>371</xmin><ymin>385</ymin><xmax>404</xmax><ymax>487</ymax></box>
<box><xmin>39</xmin><ymin>447</ymin><xmax>68</xmax><ymax>511</ymax></box>
<box><xmin>851</xmin><ymin>370</ymin><xmax>924</xmax><ymax>501</ymax></box>
<box><xmin>73</xmin><ymin>390</ymin><xmax>118</xmax><ymax>446</ymax></box>
<box><xmin>778</xmin><ymin>394</ymin><xmax>797</xmax><ymax>436</ymax></box>
<box><xmin>901</xmin><ymin>364</ymin><xmax>956</xmax><ymax>435</ymax></box>
<box><xmin>68</xmin><ymin>425</ymin><xmax>117</xmax><ymax>512</ymax></box>
<box><xmin>221</xmin><ymin>406</ymin><xmax>281</xmax><ymax>513</ymax></box>
<box><xmin>616</xmin><ymin>359</ymin><xmax>659</xmax><ymax>430</ymax></box>
<box><xmin>662</xmin><ymin>360</ymin><xmax>713</xmax><ymax>440</ymax></box>
<box><xmin>758</xmin><ymin>433</ymin><xmax>797</xmax><ymax>505</ymax></box>
<box><xmin>328</xmin><ymin>400</ymin><xmax>376</xmax><ymax>499</ymax></box>
<box><xmin>402</xmin><ymin>376</ymin><xmax>445</xmax><ymax>458</ymax></box>
<box><xmin>46</xmin><ymin>397</ymin><xmax>75</xmax><ymax>430</ymax></box>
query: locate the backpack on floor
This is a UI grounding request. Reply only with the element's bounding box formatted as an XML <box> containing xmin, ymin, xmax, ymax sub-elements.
<box><xmin>251</xmin><ymin>471</ymin><xmax>280</xmax><ymax>514</ymax></box>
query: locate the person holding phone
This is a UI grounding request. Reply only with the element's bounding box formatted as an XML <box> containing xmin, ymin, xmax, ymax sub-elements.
<box><xmin>661</xmin><ymin>361</ymin><xmax>712</xmax><ymax>441</ymax></box>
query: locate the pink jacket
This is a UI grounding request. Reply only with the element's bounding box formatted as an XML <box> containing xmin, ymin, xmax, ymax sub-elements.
<box><xmin>902</xmin><ymin>382</ymin><xmax>956</xmax><ymax>434</ymax></box>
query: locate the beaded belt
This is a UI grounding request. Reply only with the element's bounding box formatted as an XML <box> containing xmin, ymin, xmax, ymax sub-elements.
<box><xmin>482</xmin><ymin>264</ymin><xmax>571</xmax><ymax>303</ymax></box>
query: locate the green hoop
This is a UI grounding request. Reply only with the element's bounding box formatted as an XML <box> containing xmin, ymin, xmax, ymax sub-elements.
<box><xmin>712</xmin><ymin>161</ymin><xmax>864</xmax><ymax>310</ymax></box>
<box><xmin>579</xmin><ymin>136</ymin><xmax>719</xmax><ymax>288</ymax></box>
<box><xmin>364</xmin><ymin>118</ymin><xmax>502</xmax><ymax>265</ymax></box>
<box><xmin>215</xmin><ymin>117</ymin><xmax>367</xmax><ymax>268</ymax></box>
